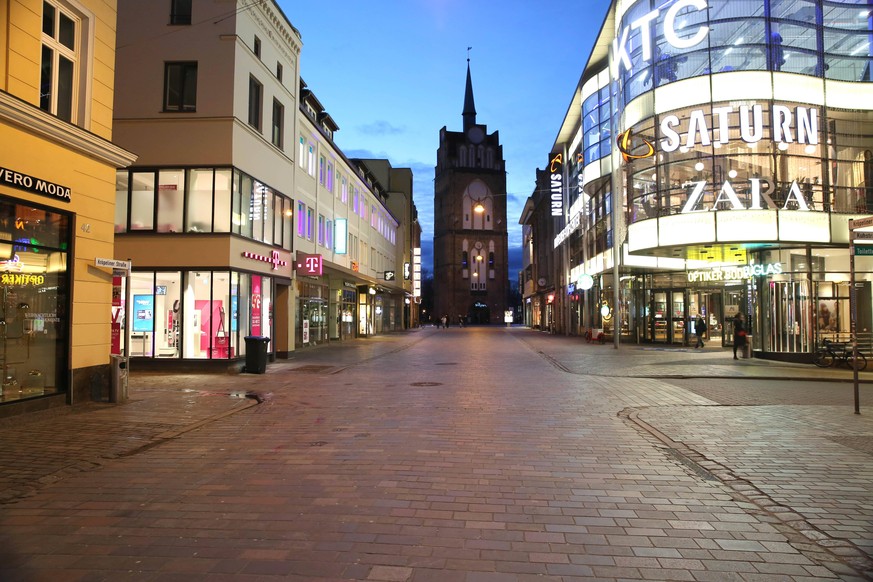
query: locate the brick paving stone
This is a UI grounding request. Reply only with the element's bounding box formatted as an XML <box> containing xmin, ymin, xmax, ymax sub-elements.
<box><xmin>0</xmin><ymin>328</ymin><xmax>871</xmax><ymax>581</ymax></box>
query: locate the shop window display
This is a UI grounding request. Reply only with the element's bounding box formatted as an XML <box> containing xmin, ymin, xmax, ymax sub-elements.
<box><xmin>0</xmin><ymin>200</ymin><xmax>69</xmax><ymax>403</ymax></box>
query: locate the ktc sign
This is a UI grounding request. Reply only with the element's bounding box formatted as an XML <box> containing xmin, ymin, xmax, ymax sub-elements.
<box><xmin>612</xmin><ymin>0</ymin><xmax>709</xmax><ymax>80</ymax></box>
<box><xmin>295</xmin><ymin>252</ymin><xmax>323</xmax><ymax>276</ymax></box>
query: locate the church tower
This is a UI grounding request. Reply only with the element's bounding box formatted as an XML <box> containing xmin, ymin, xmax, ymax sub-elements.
<box><xmin>433</xmin><ymin>58</ymin><xmax>509</xmax><ymax>325</ymax></box>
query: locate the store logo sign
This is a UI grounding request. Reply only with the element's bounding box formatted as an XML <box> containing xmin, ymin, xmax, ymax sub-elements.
<box><xmin>661</xmin><ymin>104</ymin><xmax>818</xmax><ymax>152</ymax></box>
<box><xmin>296</xmin><ymin>252</ymin><xmax>323</xmax><ymax>276</ymax></box>
<box><xmin>242</xmin><ymin>250</ymin><xmax>287</xmax><ymax>270</ymax></box>
<box><xmin>687</xmin><ymin>262</ymin><xmax>783</xmax><ymax>283</ymax></box>
<box><xmin>681</xmin><ymin>178</ymin><xmax>810</xmax><ymax>213</ymax></box>
<box><xmin>612</xmin><ymin>0</ymin><xmax>709</xmax><ymax>80</ymax></box>
<box><xmin>0</xmin><ymin>166</ymin><xmax>71</xmax><ymax>202</ymax></box>
<box><xmin>616</xmin><ymin>128</ymin><xmax>655</xmax><ymax>162</ymax></box>
<box><xmin>549</xmin><ymin>153</ymin><xmax>563</xmax><ymax>217</ymax></box>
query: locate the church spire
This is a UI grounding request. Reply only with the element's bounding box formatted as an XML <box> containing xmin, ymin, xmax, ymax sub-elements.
<box><xmin>463</xmin><ymin>49</ymin><xmax>476</xmax><ymax>132</ymax></box>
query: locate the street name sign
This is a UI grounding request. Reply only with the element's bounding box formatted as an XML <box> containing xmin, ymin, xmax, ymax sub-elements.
<box><xmin>95</xmin><ymin>257</ymin><xmax>131</xmax><ymax>271</ymax></box>
<box><xmin>849</xmin><ymin>216</ymin><xmax>873</xmax><ymax>229</ymax></box>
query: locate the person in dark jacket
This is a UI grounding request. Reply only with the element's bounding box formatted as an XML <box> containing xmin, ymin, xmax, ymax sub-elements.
<box><xmin>733</xmin><ymin>313</ymin><xmax>747</xmax><ymax>360</ymax></box>
<box><xmin>694</xmin><ymin>315</ymin><xmax>706</xmax><ymax>348</ymax></box>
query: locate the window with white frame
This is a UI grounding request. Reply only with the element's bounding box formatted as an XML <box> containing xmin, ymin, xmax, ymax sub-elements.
<box><xmin>326</xmin><ymin>162</ymin><xmax>334</xmax><ymax>192</ymax></box>
<box><xmin>326</xmin><ymin>219</ymin><xmax>333</xmax><ymax>250</ymax></box>
<box><xmin>299</xmin><ymin>136</ymin><xmax>306</xmax><ymax>164</ymax></box>
<box><xmin>306</xmin><ymin>207</ymin><xmax>314</xmax><ymax>240</ymax></box>
<box><xmin>297</xmin><ymin>201</ymin><xmax>306</xmax><ymax>237</ymax></box>
<box><xmin>317</xmin><ymin>214</ymin><xmax>325</xmax><ymax>246</ymax></box>
<box><xmin>41</xmin><ymin>0</ymin><xmax>86</xmax><ymax>124</ymax></box>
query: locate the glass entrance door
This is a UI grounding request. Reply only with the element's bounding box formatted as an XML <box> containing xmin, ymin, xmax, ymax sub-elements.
<box><xmin>648</xmin><ymin>289</ymin><xmax>685</xmax><ymax>344</ymax></box>
<box><xmin>689</xmin><ymin>290</ymin><xmax>723</xmax><ymax>346</ymax></box>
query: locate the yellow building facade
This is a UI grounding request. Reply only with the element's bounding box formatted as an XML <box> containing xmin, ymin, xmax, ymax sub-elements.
<box><xmin>0</xmin><ymin>0</ymin><xmax>135</xmax><ymax>415</ymax></box>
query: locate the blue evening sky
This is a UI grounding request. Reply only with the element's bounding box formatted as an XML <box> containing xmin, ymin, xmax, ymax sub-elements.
<box><xmin>278</xmin><ymin>0</ymin><xmax>612</xmax><ymax>275</ymax></box>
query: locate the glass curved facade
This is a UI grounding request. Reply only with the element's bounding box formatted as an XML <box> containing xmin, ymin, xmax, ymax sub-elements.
<box><xmin>565</xmin><ymin>0</ymin><xmax>873</xmax><ymax>358</ymax></box>
<box><xmin>614</xmin><ymin>0</ymin><xmax>873</xmax><ymax>109</ymax></box>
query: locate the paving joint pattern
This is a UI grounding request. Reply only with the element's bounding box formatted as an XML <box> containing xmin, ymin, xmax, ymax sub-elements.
<box><xmin>0</xmin><ymin>392</ymin><xmax>259</xmax><ymax>505</ymax></box>
<box><xmin>622</xmin><ymin>406</ymin><xmax>873</xmax><ymax>579</ymax></box>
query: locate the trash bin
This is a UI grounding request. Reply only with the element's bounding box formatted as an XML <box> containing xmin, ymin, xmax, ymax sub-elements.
<box><xmin>742</xmin><ymin>336</ymin><xmax>752</xmax><ymax>359</ymax></box>
<box><xmin>109</xmin><ymin>355</ymin><xmax>128</xmax><ymax>403</ymax></box>
<box><xmin>244</xmin><ymin>335</ymin><xmax>270</xmax><ymax>374</ymax></box>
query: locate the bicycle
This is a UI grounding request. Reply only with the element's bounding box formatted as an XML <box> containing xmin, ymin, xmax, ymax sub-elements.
<box><xmin>813</xmin><ymin>339</ymin><xmax>867</xmax><ymax>371</ymax></box>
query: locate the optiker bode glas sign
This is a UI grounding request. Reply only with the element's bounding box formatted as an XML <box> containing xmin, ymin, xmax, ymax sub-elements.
<box><xmin>295</xmin><ymin>252</ymin><xmax>323</xmax><ymax>276</ymax></box>
<box><xmin>0</xmin><ymin>167</ymin><xmax>71</xmax><ymax>202</ymax></box>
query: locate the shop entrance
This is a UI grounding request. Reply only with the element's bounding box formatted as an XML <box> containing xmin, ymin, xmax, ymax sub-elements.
<box><xmin>723</xmin><ymin>285</ymin><xmax>747</xmax><ymax>348</ymax></box>
<box><xmin>688</xmin><ymin>290</ymin><xmax>723</xmax><ymax>346</ymax></box>
<box><xmin>648</xmin><ymin>289</ymin><xmax>685</xmax><ymax>344</ymax></box>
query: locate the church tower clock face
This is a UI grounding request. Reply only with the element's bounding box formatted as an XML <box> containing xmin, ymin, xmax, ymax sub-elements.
<box><xmin>467</xmin><ymin>126</ymin><xmax>485</xmax><ymax>144</ymax></box>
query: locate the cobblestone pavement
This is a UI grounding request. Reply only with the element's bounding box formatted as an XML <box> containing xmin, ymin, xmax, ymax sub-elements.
<box><xmin>0</xmin><ymin>327</ymin><xmax>870</xmax><ymax>581</ymax></box>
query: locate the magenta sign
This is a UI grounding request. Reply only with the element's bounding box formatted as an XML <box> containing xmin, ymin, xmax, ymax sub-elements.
<box><xmin>295</xmin><ymin>252</ymin><xmax>323</xmax><ymax>276</ymax></box>
<box><xmin>251</xmin><ymin>275</ymin><xmax>262</xmax><ymax>336</ymax></box>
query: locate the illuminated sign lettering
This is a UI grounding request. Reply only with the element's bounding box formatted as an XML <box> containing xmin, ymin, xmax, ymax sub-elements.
<box><xmin>681</xmin><ymin>178</ymin><xmax>810</xmax><ymax>213</ymax></box>
<box><xmin>413</xmin><ymin>247</ymin><xmax>421</xmax><ymax>298</ymax></box>
<box><xmin>554</xmin><ymin>212</ymin><xmax>582</xmax><ymax>248</ymax></box>
<box><xmin>612</xmin><ymin>0</ymin><xmax>709</xmax><ymax>80</ymax></box>
<box><xmin>687</xmin><ymin>262</ymin><xmax>783</xmax><ymax>283</ymax></box>
<box><xmin>1</xmin><ymin>273</ymin><xmax>46</xmax><ymax>286</ymax></box>
<box><xmin>661</xmin><ymin>105</ymin><xmax>819</xmax><ymax>152</ymax></box>
<box><xmin>242</xmin><ymin>250</ymin><xmax>287</xmax><ymax>270</ymax></box>
<box><xmin>549</xmin><ymin>153</ymin><xmax>563</xmax><ymax>217</ymax></box>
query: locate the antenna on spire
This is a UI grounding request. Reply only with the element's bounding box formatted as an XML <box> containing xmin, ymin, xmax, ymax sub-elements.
<box><xmin>467</xmin><ymin>46</ymin><xmax>472</xmax><ymax>63</ymax></box>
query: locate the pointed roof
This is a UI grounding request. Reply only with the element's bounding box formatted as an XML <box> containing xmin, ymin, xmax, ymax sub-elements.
<box><xmin>462</xmin><ymin>59</ymin><xmax>476</xmax><ymax>131</ymax></box>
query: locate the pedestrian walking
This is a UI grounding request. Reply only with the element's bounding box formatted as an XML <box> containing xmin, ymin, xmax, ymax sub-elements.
<box><xmin>733</xmin><ymin>313</ymin><xmax>747</xmax><ymax>360</ymax></box>
<box><xmin>440</xmin><ymin>315</ymin><xmax>447</xmax><ymax>329</ymax></box>
<box><xmin>694</xmin><ymin>314</ymin><xmax>706</xmax><ymax>348</ymax></box>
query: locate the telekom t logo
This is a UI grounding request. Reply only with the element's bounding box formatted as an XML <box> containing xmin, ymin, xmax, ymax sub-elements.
<box><xmin>304</xmin><ymin>256</ymin><xmax>321</xmax><ymax>274</ymax></box>
<box><xmin>295</xmin><ymin>252</ymin><xmax>323</xmax><ymax>276</ymax></box>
